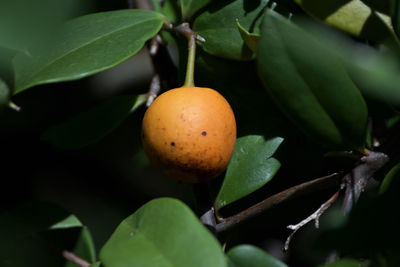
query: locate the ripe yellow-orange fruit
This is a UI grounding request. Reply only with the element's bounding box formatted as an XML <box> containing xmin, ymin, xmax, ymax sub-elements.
<box><xmin>141</xmin><ymin>87</ymin><xmax>236</xmax><ymax>183</ymax></box>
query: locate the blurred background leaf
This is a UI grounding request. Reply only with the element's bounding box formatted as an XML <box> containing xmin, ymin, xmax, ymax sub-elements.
<box><xmin>0</xmin><ymin>0</ymin><xmax>89</xmax><ymax>55</ymax></box>
<box><xmin>42</xmin><ymin>94</ymin><xmax>146</xmax><ymax>150</ymax></box>
<box><xmin>317</xmin><ymin>258</ymin><xmax>365</xmax><ymax>267</ymax></box>
<box><xmin>179</xmin><ymin>0</ymin><xmax>212</xmax><ymax>21</ymax></box>
<box><xmin>0</xmin><ymin>202</ymin><xmax>96</xmax><ymax>267</ymax></box>
<box><xmin>227</xmin><ymin>245</ymin><xmax>287</xmax><ymax>267</ymax></box>
<box><xmin>257</xmin><ymin>10</ymin><xmax>368</xmax><ymax>150</ymax></box>
<box><xmin>0</xmin><ymin>78</ymin><xmax>9</xmax><ymax>109</ymax></box>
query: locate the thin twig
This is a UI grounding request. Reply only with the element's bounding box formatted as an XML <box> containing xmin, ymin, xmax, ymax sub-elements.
<box><xmin>62</xmin><ymin>250</ymin><xmax>90</xmax><ymax>267</ymax></box>
<box><xmin>146</xmin><ymin>74</ymin><xmax>161</xmax><ymax>107</ymax></box>
<box><xmin>216</xmin><ymin>173</ymin><xmax>342</xmax><ymax>233</ymax></box>
<box><xmin>284</xmin><ymin>191</ymin><xmax>340</xmax><ymax>251</ymax></box>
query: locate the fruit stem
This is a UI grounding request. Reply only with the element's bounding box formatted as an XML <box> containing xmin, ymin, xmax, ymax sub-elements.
<box><xmin>183</xmin><ymin>33</ymin><xmax>196</xmax><ymax>88</ymax></box>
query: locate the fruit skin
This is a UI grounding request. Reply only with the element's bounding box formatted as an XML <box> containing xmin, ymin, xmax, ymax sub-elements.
<box><xmin>142</xmin><ymin>87</ymin><xmax>237</xmax><ymax>183</ymax></box>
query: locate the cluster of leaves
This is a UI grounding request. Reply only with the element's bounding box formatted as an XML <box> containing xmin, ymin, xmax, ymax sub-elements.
<box><xmin>1</xmin><ymin>0</ymin><xmax>400</xmax><ymax>266</ymax></box>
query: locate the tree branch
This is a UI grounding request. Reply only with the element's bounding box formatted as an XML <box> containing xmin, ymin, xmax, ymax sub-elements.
<box><xmin>216</xmin><ymin>172</ymin><xmax>342</xmax><ymax>233</ymax></box>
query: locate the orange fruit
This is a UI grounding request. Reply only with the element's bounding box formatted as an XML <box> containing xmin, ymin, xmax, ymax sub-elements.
<box><xmin>141</xmin><ymin>87</ymin><xmax>237</xmax><ymax>183</ymax></box>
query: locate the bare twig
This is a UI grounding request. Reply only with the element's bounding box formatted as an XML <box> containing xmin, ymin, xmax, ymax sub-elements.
<box><xmin>284</xmin><ymin>191</ymin><xmax>340</xmax><ymax>251</ymax></box>
<box><xmin>149</xmin><ymin>35</ymin><xmax>163</xmax><ymax>56</ymax></box>
<box><xmin>216</xmin><ymin>173</ymin><xmax>342</xmax><ymax>233</ymax></box>
<box><xmin>62</xmin><ymin>250</ymin><xmax>90</xmax><ymax>267</ymax></box>
<box><xmin>342</xmin><ymin>151</ymin><xmax>389</xmax><ymax>214</ymax></box>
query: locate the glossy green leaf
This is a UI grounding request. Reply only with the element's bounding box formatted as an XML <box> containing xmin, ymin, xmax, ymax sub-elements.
<box><xmin>100</xmin><ymin>198</ymin><xmax>226</xmax><ymax>267</ymax></box>
<box><xmin>257</xmin><ymin>10</ymin><xmax>368</xmax><ymax>150</ymax></box>
<box><xmin>180</xmin><ymin>0</ymin><xmax>212</xmax><ymax>21</ymax></box>
<box><xmin>0</xmin><ymin>202</ymin><xmax>96</xmax><ymax>267</ymax></box>
<box><xmin>193</xmin><ymin>0</ymin><xmax>268</xmax><ymax>61</ymax></box>
<box><xmin>227</xmin><ymin>245</ymin><xmax>287</xmax><ymax>267</ymax></box>
<box><xmin>49</xmin><ymin>214</ymin><xmax>83</xmax><ymax>229</ymax></box>
<box><xmin>42</xmin><ymin>94</ymin><xmax>146</xmax><ymax>150</ymax></box>
<box><xmin>295</xmin><ymin>0</ymin><xmax>397</xmax><ymax>46</ymax></box>
<box><xmin>318</xmin><ymin>258</ymin><xmax>364</xmax><ymax>267</ymax></box>
<box><xmin>0</xmin><ymin>78</ymin><xmax>9</xmax><ymax>108</ymax></box>
<box><xmin>215</xmin><ymin>135</ymin><xmax>283</xmax><ymax>210</ymax></box>
<box><xmin>13</xmin><ymin>9</ymin><xmax>166</xmax><ymax>94</ymax></box>
<box><xmin>237</xmin><ymin>20</ymin><xmax>259</xmax><ymax>52</ymax></box>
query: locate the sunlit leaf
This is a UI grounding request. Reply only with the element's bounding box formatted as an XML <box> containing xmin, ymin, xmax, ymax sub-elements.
<box><xmin>215</xmin><ymin>135</ymin><xmax>283</xmax><ymax>210</ymax></box>
<box><xmin>14</xmin><ymin>9</ymin><xmax>165</xmax><ymax>93</ymax></box>
<box><xmin>295</xmin><ymin>0</ymin><xmax>397</xmax><ymax>46</ymax></box>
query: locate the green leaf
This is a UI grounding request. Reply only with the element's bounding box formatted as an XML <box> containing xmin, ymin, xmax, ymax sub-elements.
<box><xmin>49</xmin><ymin>214</ymin><xmax>83</xmax><ymax>229</ymax></box>
<box><xmin>65</xmin><ymin>227</ymin><xmax>97</xmax><ymax>267</ymax></box>
<box><xmin>227</xmin><ymin>245</ymin><xmax>287</xmax><ymax>267</ymax></box>
<box><xmin>318</xmin><ymin>258</ymin><xmax>364</xmax><ymax>267</ymax></box>
<box><xmin>257</xmin><ymin>10</ymin><xmax>368</xmax><ymax>150</ymax></box>
<box><xmin>379</xmin><ymin>163</ymin><xmax>400</xmax><ymax>194</ymax></box>
<box><xmin>13</xmin><ymin>9</ymin><xmax>165</xmax><ymax>94</ymax></box>
<box><xmin>89</xmin><ymin>262</ymin><xmax>101</xmax><ymax>267</ymax></box>
<box><xmin>347</xmin><ymin>49</ymin><xmax>400</xmax><ymax>107</ymax></box>
<box><xmin>237</xmin><ymin>20</ymin><xmax>259</xmax><ymax>52</ymax></box>
<box><xmin>0</xmin><ymin>0</ymin><xmax>83</xmax><ymax>55</ymax></box>
<box><xmin>180</xmin><ymin>0</ymin><xmax>212</xmax><ymax>21</ymax></box>
<box><xmin>294</xmin><ymin>0</ymin><xmax>397</xmax><ymax>46</ymax></box>
<box><xmin>0</xmin><ymin>202</ymin><xmax>96</xmax><ymax>267</ymax></box>
<box><xmin>100</xmin><ymin>198</ymin><xmax>226</xmax><ymax>267</ymax></box>
<box><xmin>193</xmin><ymin>0</ymin><xmax>268</xmax><ymax>61</ymax></box>
<box><xmin>391</xmin><ymin>0</ymin><xmax>400</xmax><ymax>40</ymax></box>
<box><xmin>42</xmin><ymin>94</ymin><xmax>146</xmax><ymax>150</ymax></box>
<box><xmin>0</xmin><ymin>78</ymin><xmax>9</xmax><ymax>108</ymax></box>
<box><xmin>215</xmin><ymin>135</ymin><xmax>283</xmax><ymax>210</ymax></box>
<box><xmin>151</xmin><ymin>0</ymin><xmax>180</xmax><ymax>23</ymax></box>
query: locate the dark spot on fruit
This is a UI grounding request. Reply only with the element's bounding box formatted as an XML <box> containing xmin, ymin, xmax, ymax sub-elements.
<box><xmin>201</xmin><ymin>131</ymin><xmax>207</xmax><ymax>136</ymax></box>
<box><xmin>171</xmin><ymin>142</ymin><xmax>175</xmax><ymax>146</ymax></box>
